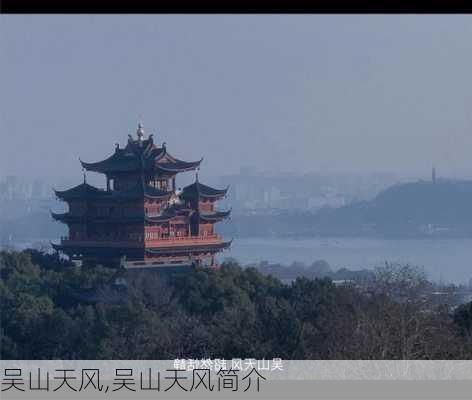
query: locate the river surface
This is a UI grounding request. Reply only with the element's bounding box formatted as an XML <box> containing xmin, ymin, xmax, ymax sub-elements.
<box><xmin>226</xmin><ymin>237</ymin><xmax>472</xmax><ymax>284</ymax></box>
<box><xmin>8</xmin><ymin>237</ymin><xmax>472</xmax><ymax>284</ymax></box>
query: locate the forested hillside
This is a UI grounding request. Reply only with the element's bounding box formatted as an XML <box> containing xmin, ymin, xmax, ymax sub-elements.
<box><xmin>1</xmin><ymin>250</ymin><xmax>472</xmax><ymax>359</ymax></box>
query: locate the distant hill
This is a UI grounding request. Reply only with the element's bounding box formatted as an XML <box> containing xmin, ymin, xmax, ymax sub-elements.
<box><xmin>310</xmin><ymin>179</ymin><xmax>472</xmax><ymax>237</ymax></box>
<box><xmin>4</xmin><ymin>180</ymin><xmax>472</xmax><ymax>243</ymax></box>
<box><xmin>221</xmin><ymin>179</ymin><xmax>472</xmax><ymax>238</ymax></box>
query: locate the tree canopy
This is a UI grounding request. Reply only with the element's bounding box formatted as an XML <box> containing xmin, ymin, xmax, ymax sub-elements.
<box><xmin>1</xmin><ymin>250</ymin><xmax>471</xmax><ymax>360</ymax></box>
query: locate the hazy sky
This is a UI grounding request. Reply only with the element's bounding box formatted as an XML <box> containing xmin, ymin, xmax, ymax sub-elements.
<box><xmin>2</xmin><ymin>15</ymin><xmax>472</xmax><ymax>183</ymax></box>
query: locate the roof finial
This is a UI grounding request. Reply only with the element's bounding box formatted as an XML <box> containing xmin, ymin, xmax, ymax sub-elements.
<box><xmin>195</xmin><ymin>168</ymin><xmax>199</xmax><ymax>183</ymax></box>
<box><xmin>83</xmin><ymin>170</ymin><xmax>87</xmax><ymax>184</ymax></box>
<box><xmin>136</xmin><ymin>122</ymin><xmax>145</xmax><ymax>141</ymax></box>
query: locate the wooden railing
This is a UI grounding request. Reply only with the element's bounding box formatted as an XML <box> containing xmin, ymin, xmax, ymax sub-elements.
<box><xmin>60</xmin><ymin>234</ymin><xmax>223</xmax><ymax>248</ymax></box>
<box><xmin>146</xmin><ymin>235</ymin><xmax>222</xmax><ymax>248</ymax></box>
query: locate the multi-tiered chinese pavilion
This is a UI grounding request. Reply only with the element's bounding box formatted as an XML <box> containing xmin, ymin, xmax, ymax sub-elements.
<box><xmin>52</xmin><ymin>123</ymin><xmax>231</xmax><ymax>268</ymax></box>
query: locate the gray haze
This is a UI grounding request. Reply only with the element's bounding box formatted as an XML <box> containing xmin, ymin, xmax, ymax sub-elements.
<box><xmin>2</xmin><ymin>15</ymin><xmax>472</xmax><ymax>182</ymax></box>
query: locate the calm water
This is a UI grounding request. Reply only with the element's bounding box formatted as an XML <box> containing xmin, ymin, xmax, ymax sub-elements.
<box><xmin>226</xmin><ymin>237</ymin><xmax>472</xmax><ymax>284</ymax></box>
<box><xmin>10</xmin><ymin>237</ymin><xmax>472</xmax><ymax>284</ymax></box>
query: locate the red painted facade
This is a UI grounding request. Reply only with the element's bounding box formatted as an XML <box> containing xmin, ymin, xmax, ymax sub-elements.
<box><xmin>52</xmin><ymin>123</ymin><xmax>231</xmax><ymax>267</ymax></box>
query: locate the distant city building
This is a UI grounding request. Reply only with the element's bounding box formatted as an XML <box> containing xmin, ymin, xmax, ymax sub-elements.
<box><xmin>219</xmin><ymin>170</ymin><xmax>397</xmax><ymax>213</ymax></box>
<box><xmin>52</xmin><ymin>123</ymin><xmax>231</xmax><ymax>268</ymax></box>
<box><xmin>0</xmin><ymin>176</ymin><xmax>52</xmax><ymax>201</ymax></box>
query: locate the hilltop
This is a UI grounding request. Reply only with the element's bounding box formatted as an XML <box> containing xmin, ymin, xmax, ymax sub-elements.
<box><xmin>222</xmin><ymin>179</ymin><xmax>472</xmax><ymax>238</ymax></box>
<box><xmin>314</xmin><ymin>179</ymin><xmax>472</xmax><ymax>237</ymax></box>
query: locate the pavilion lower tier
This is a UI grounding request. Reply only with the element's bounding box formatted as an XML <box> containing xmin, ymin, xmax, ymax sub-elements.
<box><xmin>52</xmin><ymin>236</ymin><xmax>231</xmax><ymax>267</ymax></box>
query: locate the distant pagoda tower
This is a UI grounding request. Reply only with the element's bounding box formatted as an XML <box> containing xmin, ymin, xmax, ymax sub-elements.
<box><xmin>432</xmin><ymin>165</ymin><xmax>436</xmax><ymax>183</ymax></box>
<box><xmin>52</xmin><ymin>123</ymin><xmax>231</xmax><ymax>268</ymax></box>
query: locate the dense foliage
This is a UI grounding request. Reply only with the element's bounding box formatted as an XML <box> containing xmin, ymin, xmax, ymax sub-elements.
<box><xmin>1</xmin><ymin>250</ymin><xmax>471</xmax><ymax>359</ymax></box>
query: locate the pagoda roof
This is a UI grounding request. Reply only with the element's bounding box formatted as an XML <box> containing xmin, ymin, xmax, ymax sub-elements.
<box><xmin>199</xmin><ymin>209</ymin><xmax>231</xmax><ymax>223</ymax></box>
<box><xmin>154</xmin><ymin>158</ymin><xmax>203</xmax><ymax>174</ymax></box>
<box><xmin>145</xmin><ymin>203</ymin><xmax>193</xmax><ymax>223</ymax></box>
<box><xmin>51</xmin><ymin>211</ymin><xmax>145</xmax><ymax>224</ymax></box>
<box><xmin>181</xmin><ymin>181</ymin><xmax>229</xmax><ymax>200</ymax></box>
<box><xmin>145</xmin><ymin>208</ymin><xmax>177</xmax><ymax>223</ymax></box>
<box><xmin>142</xmin><ymin>185</ymin><xmax>173</xmax><ymax>199</ymax></box>
<box><xmin>54</xmin><ymin>183</ymin><xmax>105</xmax><ymax>200</ymax></box>
<box><xmin>54</xmin><ymin>182</ymin><xmax>171</xmax><ymax>202</ymax></box>
<box><xmin>51</xmin><ymin>211</ymin><xmax>75</xmax><ymax>223</ymax></box>
<box><xmin>52</xmin><ymin>205</ymin><xmax>182</xmax><ymax>224</ymax></box>
<box><xmin>80</xmin><ymin>128</ymin><xmax>202</xmax><ymax>175</ymax></box>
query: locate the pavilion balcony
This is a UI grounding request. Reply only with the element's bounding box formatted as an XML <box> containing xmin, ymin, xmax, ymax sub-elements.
<box><xmin>59</xmin><ymin>234</ymin><xmax>225</xmax><ymax>248</ymax></box>
<box><xmin>145</xmin><ymin>234</ymin><xmax>224</xmax><ymax>248</ymax></box>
